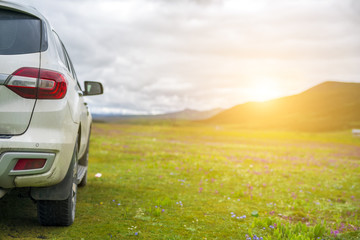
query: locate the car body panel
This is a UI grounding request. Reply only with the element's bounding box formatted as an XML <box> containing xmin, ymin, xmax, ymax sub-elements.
<box><xmin>0</xmin><ymin>86</ymin><xmax>36</xmax><ymax>135</ymax></box>
<box><xmin>0</xmin><ymin>54</ymin><xmax>40</xmax><ymax>135</ymax></box>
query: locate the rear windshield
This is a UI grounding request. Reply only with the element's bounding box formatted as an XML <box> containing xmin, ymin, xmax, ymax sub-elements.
<box><xmin>0</xmin><ymin>9</ymin><xmax>47</xmax><ymax>55</ymax></box>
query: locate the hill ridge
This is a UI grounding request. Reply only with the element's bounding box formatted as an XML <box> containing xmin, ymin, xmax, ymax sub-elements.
<box><xmin>207</xmin><ymin>81</ymin><xmax>360</xmax><ymax>131</ymax></box>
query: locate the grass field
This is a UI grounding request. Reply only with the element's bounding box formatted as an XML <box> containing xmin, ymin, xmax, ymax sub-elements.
<box><xmin>0</xmin><ymin>122</ymin><xmax>359</xmax><ymax>239</ymax></box>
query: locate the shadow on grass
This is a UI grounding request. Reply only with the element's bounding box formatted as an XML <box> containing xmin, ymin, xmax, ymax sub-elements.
<box><xmin>0</xmin><ymin>183</ymin><xmax>131</xmax><ymax>239</ymax></box>
<box><xmin>0</xmin><ymin>182</ymin><xmax>124</xmax><ymax>228</ymax></box>
<box><xmin>0</xmin><ymin>189</ymin><xmax>38</xmax><ymax>227</ymax></box>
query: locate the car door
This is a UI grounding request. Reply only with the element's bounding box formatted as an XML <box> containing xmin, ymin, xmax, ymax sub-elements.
<box><xmin>62</xmin><ymin>45</ymin><xmax>90</xmax><ymax>157</ymax></box>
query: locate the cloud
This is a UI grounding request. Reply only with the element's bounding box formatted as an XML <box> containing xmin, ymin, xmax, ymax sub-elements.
<box><xmin>15</xmin><ymin>0</ymin><xmax>360</xmax><ymax>113</ymax></box>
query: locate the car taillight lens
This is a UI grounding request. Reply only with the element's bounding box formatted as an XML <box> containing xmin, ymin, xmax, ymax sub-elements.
<box><xmin>13</xmin><ymin>158</ymin><xmax>46</xmax><ymax>171</ymax></box>
<box><xmin>6</xmin><ymin>67</ymin><xmax>67</xmax><ymax>99</ymax></box>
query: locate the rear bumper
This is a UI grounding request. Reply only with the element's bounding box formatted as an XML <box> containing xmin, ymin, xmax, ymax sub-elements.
<box><xmin>0</xmin><ymin>152</ymin><xmax>55</xmax><ymax>188</ymax></box>
<box><xmin>0</xmin><ymin>100</ymin><xmax>78</xmax><ymax>189</ymax></box>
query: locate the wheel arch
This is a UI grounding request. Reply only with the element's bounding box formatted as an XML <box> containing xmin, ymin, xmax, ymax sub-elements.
<box><xmin>30</xmin><ymin>138</ymin><xmax>78</xmax><ymax>201</ymax></box>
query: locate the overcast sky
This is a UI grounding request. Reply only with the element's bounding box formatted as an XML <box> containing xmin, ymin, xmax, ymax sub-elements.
<box><xmin>13</xmin><ymin>0</ymin><xmax>360</xmax><ymax>114</ymax></box>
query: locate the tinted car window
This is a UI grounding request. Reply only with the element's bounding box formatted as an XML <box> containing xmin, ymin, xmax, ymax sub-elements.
<box><xmin>0</xmin><ymin>9</ymin><xmax>46</xmax><ymax>55</ymax></box>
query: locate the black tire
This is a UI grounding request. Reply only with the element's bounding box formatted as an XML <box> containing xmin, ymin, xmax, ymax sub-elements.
<box><xmin>37</xmin><ymin>143</ymin><xmax>78</xmax><ymax>226</ymax></box>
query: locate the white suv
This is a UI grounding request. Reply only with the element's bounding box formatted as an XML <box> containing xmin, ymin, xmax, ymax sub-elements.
<box><xmin>0</xmin><ymin>1</ymin><xmax>103</xmax><ymax>226</ymax></box>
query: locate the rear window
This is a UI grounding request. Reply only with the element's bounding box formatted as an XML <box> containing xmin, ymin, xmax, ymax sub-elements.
<box><xmin>0</xmin><ymin>9</ymin><xmax>47</xmax><ymax>55</ymax></box>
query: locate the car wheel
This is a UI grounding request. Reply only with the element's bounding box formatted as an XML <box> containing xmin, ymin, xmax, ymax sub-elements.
<box><xmin>37</xmin><ymin>143</ymin><xmax>78</xmax><ymax>226</ymax></box>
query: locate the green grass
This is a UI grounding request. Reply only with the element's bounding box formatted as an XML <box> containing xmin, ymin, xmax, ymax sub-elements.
<box><xmin>0</xmin><ymin>122</ymin><xmax>359</xmax><ymax>239</ymax></box>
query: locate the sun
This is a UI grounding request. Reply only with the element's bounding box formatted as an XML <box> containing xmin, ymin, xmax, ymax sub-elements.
<box><xmin>249</xmin><ymin>79</ymin><xmax>281</xmax><ymax>102</ymax></box>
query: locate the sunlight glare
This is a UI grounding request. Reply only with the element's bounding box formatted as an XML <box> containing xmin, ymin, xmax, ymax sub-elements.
<box><xmin>249</xmin><ymin>79</ymin><xmax>281</xmax><ymax>102</ymax></box>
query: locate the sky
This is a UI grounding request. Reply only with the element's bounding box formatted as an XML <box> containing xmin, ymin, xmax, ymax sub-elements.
<box><xmin>11</xmin><ymin>0</ymin><xmax>360</xmax><ymax>114</ymax></box>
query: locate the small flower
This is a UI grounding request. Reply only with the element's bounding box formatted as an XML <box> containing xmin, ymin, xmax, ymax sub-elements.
<box><xmin>95</xmin><ymin>173</ymin><xmax>102</xmax><ymax>178</ymax></box>
<box><xmin>162</xmin><ymin>209</ymin><xmax>165</xmax><ymax>212</ymax></box>
<box><xmin>135</xmin><ymin>232</ymin><xmax>138</xmax><ymax>236</ymax></box>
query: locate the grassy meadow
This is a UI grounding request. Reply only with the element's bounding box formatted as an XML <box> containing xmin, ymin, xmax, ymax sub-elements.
<box><xmin>0</xmin><ymin>121</ymin><xmax>359</xmax><ymax>239</ymax></box>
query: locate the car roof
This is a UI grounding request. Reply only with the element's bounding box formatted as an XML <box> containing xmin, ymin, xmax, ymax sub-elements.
<box><xmin>0</xmin><ymin>1</ymin><xmax>48</xmax><ymax>22</ymax></box>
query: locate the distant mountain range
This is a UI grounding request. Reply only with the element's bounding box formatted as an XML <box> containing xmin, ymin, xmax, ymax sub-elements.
<box><xmin>93</xmin><ymin>81</ymin><xmax>360</xmax><ymax>131</ymax></box>
<box><xmin>207</xmin><ymin>81</ymin><xmax>360</xmax><ymax>131</ymax></box>
<box><xmin>92</xmin><ymin>108</ymin><xmax>224</xmax><ymax>122</ymax></box>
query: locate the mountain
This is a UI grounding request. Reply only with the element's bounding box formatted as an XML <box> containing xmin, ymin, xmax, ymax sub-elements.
<box><xmin>92</xmin><ymin>108</ymin><xmax>224</xmax><ymax>122</ymax></box>
<box><xmin>206</xmin><ymin>81</ymin><xmax>360</xmax><ymax>131</ymax></box>
<box><xmin>150</xmin><ymin>108</ymin><xmax>224</xmax><ymax>120</ymax></box>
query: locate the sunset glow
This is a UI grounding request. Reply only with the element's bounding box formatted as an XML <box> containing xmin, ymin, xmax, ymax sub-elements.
<box><xmin>22</xmin><ymin>0</ymin><xmax>360</xmax><ymax>114</ymax></box>
<box><xmin>248</xmin><ymin>79</ymin><xmax>281</xmax><ymax>102</ymax></box>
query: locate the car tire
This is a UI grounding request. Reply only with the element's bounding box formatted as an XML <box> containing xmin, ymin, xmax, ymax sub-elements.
<box><xmin>37</xmin><ymin>142</ymin><xmax>78</xmax><ymax>226</ymax></box>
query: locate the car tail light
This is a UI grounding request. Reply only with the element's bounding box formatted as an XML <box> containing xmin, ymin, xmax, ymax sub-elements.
<box><xmin>13</xmin><ymin>158</ymin><xmax>46</xmax><ymax>171</ymax></box>
<box><xmin>6</xmin><ymin>67</ymin><xmax>67</xmax><ymax>99</ymax></box>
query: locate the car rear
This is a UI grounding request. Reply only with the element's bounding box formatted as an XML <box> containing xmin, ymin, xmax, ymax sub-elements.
<box><xmin>0</xmin><ymin>0</ymin><xmax>80</xmax><ymax>220</ymax></box>
<box><xmin>0</xmin><ymin>1</ymin><xmax>103</xmax><ymax>226</ymax></box>
<box><xmin>0</xmin><ymin>1</ymin><xmax>77</xmax><ymax>184</ymax></box>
